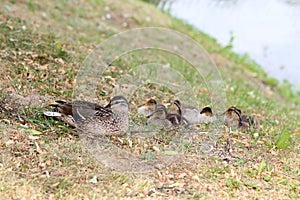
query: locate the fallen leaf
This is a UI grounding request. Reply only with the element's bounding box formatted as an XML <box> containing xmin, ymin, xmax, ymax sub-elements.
<box><xmin>27</xmin><ymin>129</ymin><xmax>42</xmax><ymax>135</ymax></box>
<box><xmin>28</xmin><ymin>135</ymin><xmax>40</xmax><ymax>140</ymax></box>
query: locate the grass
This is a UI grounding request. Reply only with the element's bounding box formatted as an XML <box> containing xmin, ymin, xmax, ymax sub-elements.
<box><xmin>0</xmin><ymin>0</ymin><xmax>299</xmax><ymax>199</ymax></box>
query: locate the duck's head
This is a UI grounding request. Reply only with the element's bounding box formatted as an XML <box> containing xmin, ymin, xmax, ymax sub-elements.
<box><xmin>106</xmin><ymin>96</ymin><xmax>129</xmax><ymax>113</ymax></box>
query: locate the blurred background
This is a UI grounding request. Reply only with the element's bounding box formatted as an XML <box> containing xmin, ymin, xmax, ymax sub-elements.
<box><xmin>148</xmin><ymin>0</ymin><xmax>300</xmax><ymax>90</ymax></box>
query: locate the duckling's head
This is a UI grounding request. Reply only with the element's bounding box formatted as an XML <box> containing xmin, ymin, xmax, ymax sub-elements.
<box><xmin>145</xmin><ymin>99</ymin><xmax>157</xmax><ymax>109</ymax></box>
<box><xmin>137</xmin><ymin>99</ymin><xmax>158</xmax><ymax>116</ymax></box>
<box><xmin>224</xmin><ymin>106</ymin><xmax>242</xmax><ymax>117</ymax></box>
<box><xmin>200</xmin><ymin>106</ymin><xmax>213</xmax><ymax>116</ymax></box>
<box><xmin>173</xmin><ymin>99</ymin><xmax>182</xmax><ymax>108</ymax></box>
<box><xmin>225</xmin><ymin>106</ymin><xmax>241</xmax><ymax>119</ymax></box>
<box><xmin>171</xmin><ymin>99</ymin><xmax>183</xmax><ymax>115</ymax></box>
<box><xmin>147</xmin><ymin>105</ymin><xmax>167</xmax><ymax>120</ymax></box>
<box><xmin>106</xmin><ymin>96</ymin><xmax>129</xmax><ymax>113</ymax></box>
<box><xmin>229</xmin><ymin>106</ymin><xmax>241</xmax><ymax>115</ymax></box>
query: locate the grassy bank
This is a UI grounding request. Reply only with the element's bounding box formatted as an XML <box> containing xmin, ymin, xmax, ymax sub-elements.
<box><xmin>0</xmin><ymin>0</ymin><xmax>299</xmax><ymax>199</ymax></box>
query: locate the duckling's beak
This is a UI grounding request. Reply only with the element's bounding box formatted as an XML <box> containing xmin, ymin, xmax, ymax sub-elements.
<box><xmin>146</xmin><ymin>112</ymin><xmax>155</xmax><ymax>119</ymax></box>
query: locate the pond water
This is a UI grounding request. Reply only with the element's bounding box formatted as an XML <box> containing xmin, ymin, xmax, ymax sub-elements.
<box><xmin>158</xmin><ymin>0</ymin><xmax>300</xmax><ymax>88</ymax></box>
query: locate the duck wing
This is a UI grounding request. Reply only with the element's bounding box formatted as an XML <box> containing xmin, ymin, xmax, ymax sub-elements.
<box><xmin>48</xmin><ymin>100</ymin><xmax>113</xmax><ymax>121</ymax></box>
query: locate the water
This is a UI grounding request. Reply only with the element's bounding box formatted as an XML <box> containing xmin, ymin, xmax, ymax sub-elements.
<box><xmin>158</xmin><ymin>0</ymin><xmax>300</xmax><ymax>88</ymax></box>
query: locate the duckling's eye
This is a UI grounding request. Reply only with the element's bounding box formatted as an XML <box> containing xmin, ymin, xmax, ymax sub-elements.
<box><xmin>148</xmin><ymin>99</ymin><xmax>156</xmax><ymax>104</ymax></box>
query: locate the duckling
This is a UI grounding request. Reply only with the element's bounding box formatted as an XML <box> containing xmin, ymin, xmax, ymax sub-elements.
<box><xmin>223</xmin><ymin>106</ymin><xmax>258</xmax><ymax>129</ymax></box>
<box><xmin>44</xmin><ymin>96</ymin><xmax>129</xmax><ymax>136</ymax></box>
<box><xmin>173</xmin><ymin>100</ymin><xmax>200</xmax><ymax>124</ymax></box>
<box><xmin>223</xmin><ymin>106</ymin><xmax>242</xmax><ymax>128</ymax></box>
<box><xmin>137</xmin><ymin>99</ymin><xmax>163</xmax><ymax>117</ymax></box>
<box><xmin>146</xmin><ymin>102</ymin><xmax>188</xmax><ymax>128</ymax></box>
<box><xmin>168</xmin><ymin>101</ymin><xmax>189</xmax><ymax>127</ymax></box>
<box><xmin>240</xmin><ymin>113</ymin><xmax>259</xmax><ymax>129</ymax></box>
<box><xmin>199</xmin><ymin>106</ymin><xmax>217</xmax><ymax>124</ymax></box>
<box><xmin>173</xmin><ymin>100</ymin><xmax>215</xmax><ymax>125</ymax></box>
<box><xmin>146</xmin><ymin>104</ymin><xmax>173</xmax><ymax>128</ymax></box>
